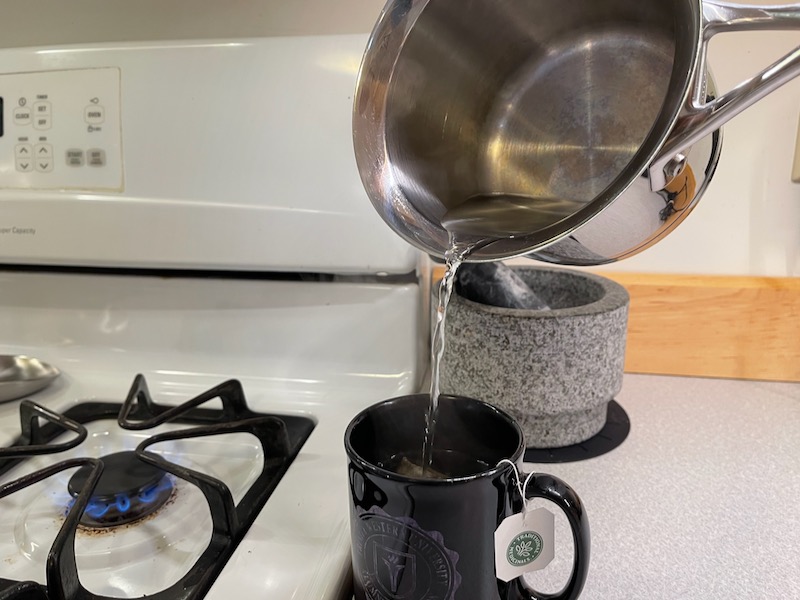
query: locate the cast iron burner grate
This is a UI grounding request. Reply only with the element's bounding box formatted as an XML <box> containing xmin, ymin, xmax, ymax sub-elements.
<box><xmin>523</xmin><ymin>399</ymin><xmax>630</xmax><ymax>463</ymax></box>
<box><xmin>0</xmin><ymin>374</ymin><xmax>315</xmax><ymax>600</ymax></box>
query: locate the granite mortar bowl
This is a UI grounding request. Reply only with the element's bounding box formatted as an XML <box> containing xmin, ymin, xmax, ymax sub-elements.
<box><xmin>440</xmin><ymin>266</ymin><xmax>629</xmax><ymax>448</ymax></box>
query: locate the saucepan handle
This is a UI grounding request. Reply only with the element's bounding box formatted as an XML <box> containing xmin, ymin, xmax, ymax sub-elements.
<box><xmin>516</xmin><ymin>473</ymin><xmax>590</xmax><ymax>600</ymax></box>
<box><xmin>704</xmin><ymin>1</ymin><xmax>800</xmax><ymax>32</ymax></box>
<box><xmin>649</xmin><ymin>1</ymin><xmax>800</xmax><ymax>190</ymax></box>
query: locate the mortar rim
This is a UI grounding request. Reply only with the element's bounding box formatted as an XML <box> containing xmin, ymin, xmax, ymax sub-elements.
<box><xmin>448</xmin><ymin>265</ymin><xmax>629</xmax><ymax>318</ymax></box>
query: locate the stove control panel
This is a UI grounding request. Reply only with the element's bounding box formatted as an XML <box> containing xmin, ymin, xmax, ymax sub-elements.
<box><xmin>0</xmin><ymin>68</ymin><xmax>122</xmax><ymax>191</ymax></box>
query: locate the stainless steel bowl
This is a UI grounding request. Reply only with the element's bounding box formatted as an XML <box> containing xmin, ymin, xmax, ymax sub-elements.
<box><xmin>0</xmin><ymin>355</ymin><xmax>61</xmax><ymax>403</ymax></box>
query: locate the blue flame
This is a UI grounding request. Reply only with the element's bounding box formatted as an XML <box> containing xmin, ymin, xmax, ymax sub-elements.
<box><xmin>116</xmin><ymin>494</ymin><xmax>131</xmax><ymax>512</ymax></box>
<box><xmin>138</xmin><ymin>477</ymin><xmax>173</xmax><ymax>504</ymax></box>
<box><xmin>139</xmin><ymin>487</ymin><xmax>158</xmax><ymax>503</ymax></box>
<box><xmin>85</xmin><ymin>500</ymin><xmax>110</xmax><ymax>518</ymax></box>
<box><xmin>72</xmin><ymin>476</ymin><xmax>174</xmax><ymax>522</ymax></box>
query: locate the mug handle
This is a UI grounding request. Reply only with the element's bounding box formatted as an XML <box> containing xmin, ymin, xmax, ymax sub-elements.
<box><xmin>648</xmin><ymin>1</ymin><xmax>800</xmax><ymax>190</ymax></box>
<box><xmin>516</xmin><ymin>473</ymin><xmax>590</xmax><ymax>600</ymax></box>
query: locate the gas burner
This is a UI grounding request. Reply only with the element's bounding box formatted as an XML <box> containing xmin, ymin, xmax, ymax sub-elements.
<box><xmin>67</xmin><ymin>451</ymin><xmax>173</xmax><ymax>528</ymax></box>
<box><xmin>0</xmin><ymin>374</ymin><xmax>315</xmax><ymax>600</ymax></box>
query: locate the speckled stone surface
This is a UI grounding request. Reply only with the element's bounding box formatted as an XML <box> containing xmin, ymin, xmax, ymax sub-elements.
<box><xmin>441</xmin><ymin>266</ymin><xmax>629</xmax><ymax>448</ymax></box>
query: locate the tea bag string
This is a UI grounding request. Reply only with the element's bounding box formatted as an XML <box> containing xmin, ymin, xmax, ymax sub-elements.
<box><xmin>496</xmin><ymin>459</ymin><xmax>536</xmax><ymax>509</ymax></box>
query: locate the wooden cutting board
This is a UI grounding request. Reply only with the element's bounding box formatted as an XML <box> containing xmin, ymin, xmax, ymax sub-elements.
<box><xmin>600</xmin><ymin>272</ymin><xmax>800</xmax><ymax>382</ymax></box>
<box><xmin>433</xmin><ymin>266</ymin><xmax>800</xmax><ymax>381</ymax></box>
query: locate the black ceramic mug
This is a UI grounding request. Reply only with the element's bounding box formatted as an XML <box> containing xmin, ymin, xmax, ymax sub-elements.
<box><xmin>345</xmin><ymin>394</ymin><xmax>589</xmax><ymax>600</ymax></box>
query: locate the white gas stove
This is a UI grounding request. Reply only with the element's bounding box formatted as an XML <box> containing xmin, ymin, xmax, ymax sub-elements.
<box><xmin>0</xmin><ymin>2</ymin><xmax>424</xmax><ymax>598</ymax></box>
<box><xmin>0</xmin><ymin>271</ymin><xmax>424</xmax><ymax>599</ymax></box>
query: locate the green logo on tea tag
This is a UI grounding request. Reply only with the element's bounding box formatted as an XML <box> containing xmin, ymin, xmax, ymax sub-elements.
<box><xmin>494</xmin><ymin>508</ymin><xmax>555</xmax><ymax>582</ymax></box>
<box><xmin>506</xmin><ymin>531</ymin><xmax>543</xmax><ymax>566</ymax></box>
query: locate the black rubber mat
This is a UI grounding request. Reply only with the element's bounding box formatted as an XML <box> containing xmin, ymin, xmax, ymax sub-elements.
<box><xmin>524</xmin><ymin>399</ymin><xmax>630</xmax><ymax>463</ymax></box>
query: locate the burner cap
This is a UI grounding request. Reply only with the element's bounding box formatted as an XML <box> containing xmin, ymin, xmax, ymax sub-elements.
<box><xmin>68</xmin><ymin>451</ymin><xmax>173</xmax><ymax>528</ymax></box>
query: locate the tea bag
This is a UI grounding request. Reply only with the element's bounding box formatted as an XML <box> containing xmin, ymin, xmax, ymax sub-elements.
<box><xmin>395</xmin><ymin>457</ymin><xmax>448</xmax><ymax>479</ymax></box>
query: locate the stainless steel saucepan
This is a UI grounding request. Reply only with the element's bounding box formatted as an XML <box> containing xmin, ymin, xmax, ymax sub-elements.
<box><xmin>353</xmin><ymin>0</ymin><xmax>800</xmax><ymax>264</ymax></box>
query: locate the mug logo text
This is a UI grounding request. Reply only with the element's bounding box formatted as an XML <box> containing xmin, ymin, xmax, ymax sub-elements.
<box><xmin>356</xmin><ymin>509</ymin><xmax>461</xmax><ymax>600</ymax></box>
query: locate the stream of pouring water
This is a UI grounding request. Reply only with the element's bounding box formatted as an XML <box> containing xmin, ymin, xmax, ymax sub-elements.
<box><xmin>421</xmin><ymin>235</ymin><xmax>484</xmax><ymax>474</ymax></box>
<box><xmin>420</xmin><ymin>193</ymin><xmax>574</xmax><ymax>474</ymax></box>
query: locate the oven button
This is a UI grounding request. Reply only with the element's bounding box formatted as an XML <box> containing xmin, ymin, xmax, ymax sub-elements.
<box><xmin>87</xmin><ymin>148</ymin><xmax>106</xmax><ymax>167</ymax></box>
<box><xmin>33</xmin><ymin>115</ymin><xmax>51</xmax><ymax>130</ymax></box>
<box><xmin>15</xmin><ymin>158</ymin><xmax>32</xmax><ymax>172</ymax></box>
<box><xmin>66</xmin><ymin>148</ymin><xmax>84</xmax><ymax>167</ymax></box>
<box><xmin>15</xmin><ymin>143</ymin><xmax>32</xmax><ymax>158</ymax></box>
<box><xmin>13</xmin><ymin>107</ymin><xmax>31</xmax><ymax>125</ymax></box>
<box><xmin>35</xmin><ymin>143</ymin><xmax>52</xmax><ymax>159</ymax></box>
<box><xmin>33</xmin><ymin>101</ymin><xmax>51</xmax><ymax>115</ymax></box>
<box><xmin>85</xmin><ymin>105</ymin><xmax>105</xmax><ymax>124</ymax></box>
<box><xmin>35</xmin><ymin>159</ymin><xmax>53</xmax><ymax>173</ymax></box>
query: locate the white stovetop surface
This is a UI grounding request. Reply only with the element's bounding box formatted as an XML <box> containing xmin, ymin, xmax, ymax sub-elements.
<box><xmin>0</xmin><ymin>270</ymin><xmax>423</xmax><ymax>599</ymax></box>
<box><xmin>523</xmin><ymin>374</ymin><xmax>800</xmax><ymax>600</ymax></box>
<box><xmin>1</xmin><ymin>368</ymin><xmax>383</xmax><ymax>599</ymax></box>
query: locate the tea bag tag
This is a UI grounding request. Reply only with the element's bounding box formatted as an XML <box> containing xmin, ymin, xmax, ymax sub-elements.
<box><xmin>494</xmin><ymin>462</ymin><xmax>555</xmax><ymax>582</ymax></box>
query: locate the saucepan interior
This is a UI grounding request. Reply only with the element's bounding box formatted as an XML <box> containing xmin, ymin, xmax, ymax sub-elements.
<box><xmin>373</xmin><ymin>0</ymin><xmax>700</xmax><ymax>259</ymax></box>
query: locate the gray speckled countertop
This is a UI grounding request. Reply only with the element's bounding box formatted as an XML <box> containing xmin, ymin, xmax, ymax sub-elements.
<box><xmin>522</xmin><ymin>374</ymin><xmax>800</xmax><ymax>599</ymax></box>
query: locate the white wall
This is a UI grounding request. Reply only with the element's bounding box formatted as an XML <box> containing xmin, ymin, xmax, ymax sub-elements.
<box><xmin>0</xmin><ymin>0</ymin><xmax>386</xmax><ymax>46</ymax></box>
<box><xmin>516</xmin><ymin>3</ymin><xmax>800</xmax><ymax>277</ymax></box>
